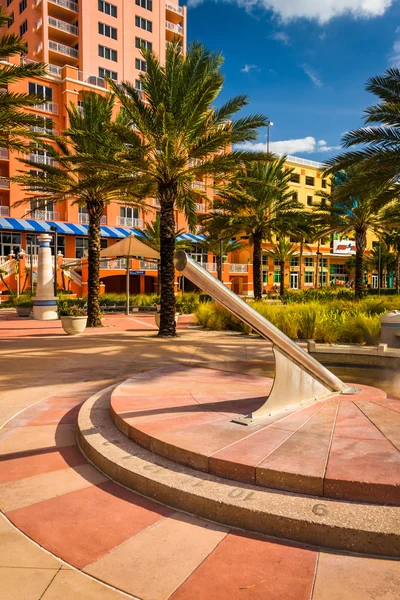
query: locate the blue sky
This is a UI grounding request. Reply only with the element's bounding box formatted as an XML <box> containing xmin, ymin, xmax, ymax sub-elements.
<box><xmin>185</xmin><ymin>0</ymin><xmax>400</xmax><ymax>161</ymax></box>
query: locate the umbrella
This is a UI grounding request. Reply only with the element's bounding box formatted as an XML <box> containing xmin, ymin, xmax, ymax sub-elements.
<box><xmin>100</xmin><ymin>233</ymin><xmax>159</xmax><ymax>315</ymax></box>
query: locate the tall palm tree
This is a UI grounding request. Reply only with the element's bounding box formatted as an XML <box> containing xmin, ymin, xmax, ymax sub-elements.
<box><xmin>265</xmin><ymin>238</ymin><xmax>298</xmax><ymax>297</ymax></box>
<box><xmin>0</xmin><ymin>6</ymin><xmax>48</xmax><ymax>151</ymax></box>
<box><xmin>197</xmin><ymin>234</ymin><xmax>244</xmax><ymax>282</ymax></box>
<box><xmin>202</xmin><ymin>158</ymin><xmax>303</xmax><ymax>299</ymax></box>
<box><xmin>13</xmin><ymin>92</ymin><xmax>148</xmax><ymax>327</ymax></box>
<box><xmin>107</xmin><ymin>42</ymin><xmax>268</xmax><ymax>336</ymax></box>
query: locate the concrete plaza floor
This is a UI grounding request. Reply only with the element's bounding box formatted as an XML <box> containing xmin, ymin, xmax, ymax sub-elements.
<box><xmin>0</xmin><ymin>311</ymin><xmax>399</xmax><ymax>599</ymax></box>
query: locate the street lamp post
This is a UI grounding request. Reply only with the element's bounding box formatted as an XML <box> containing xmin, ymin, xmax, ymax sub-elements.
<box><xmin>266</xmin><ymin>120</ymin><xmax>274</xmax><ymax>153</ymax></box>
<box><xmin>49</xmin><ymin>226</ymin><xmax>58</xmax><ymax>297</ymax></box>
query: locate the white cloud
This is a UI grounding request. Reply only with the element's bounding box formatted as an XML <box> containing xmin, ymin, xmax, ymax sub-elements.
<box><xmin>390</xmin><ymin>26</ymin><xmax>400</xmax><ymax>66</ymax></box>
<box><xmin>237</xmin><ymin>136</ymin><xmax>340</xmax><ymax>154</ymax></box>
<box><xmin>301</xmin><ymin>63</ymin><xmax>323</xmax><ymax>87</ymax></box>
<box><xmin>270</xmin><ymin>31</ymin><xmax>291</xmax><ymax>45</ymax></box>
<box><xmin>187</xmin><ymin>0</ymin><xmax>394</xmax><ymax>24</ymax></box>
<box><xmin>241</xmin><ymin>63</ymin><xmax>260</xmax><ymax>73</ymax></box>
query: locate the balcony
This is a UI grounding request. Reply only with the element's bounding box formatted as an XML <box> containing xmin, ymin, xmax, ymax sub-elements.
<box><xmin>0</xmin><ymin>206</ymin><xmax>10</xmax><ymax>216</ymax></box>
<box><xmin>78</xmin><ymin>213</ymin><xmax>107</xmax><ymax>225</ymax></box>
<box><xmin>0</xmin><ymin>148</ymin><xmax>9</xmax><ymax>159</ymax></box>
<box><xmin>117</xmin><ymin>216</ymin><xmax>144</xmax><ymax>228</ymax></box>
<box><xmin>166</xmin><ymin>3</ymin><xmax>183</xmax><ymax>15</ymax></box>
<box><xmin>29</xmin><ymin>154</ymin><xmax>54</xmax><ymax>165</ymax></box>
<box><xmin>48</xmin><ymin>40</ymin><xmax>78</xmax><ymax>60</ymax></box>
<box><xmin>204</xmin><ymin>263</ymin><xmax>217</xmax><ymax>272</ymax></box>
<box><xmin>30</xmin><ymin>125</ymin><xmax>57</xmax><ymax>135</ymax></box>
<box><xmin>37</xmin><ymin>0</ymin><xmax>79</xmax><ymax>14</ymax></box>
<box><xmin>190</xmin><ymin>181</ymin><xmax>206</xmax><ymax>191</ymax></box>
<box><xmin>229</xmin><ymin>264</ymin><xmax>248</xmax><ymax>273</ymax></box>
<box><xmin>196</xmin><ymin>203</ymin><xmax>206</xmax><ymax>212</ymax></box>
<box><xmin>32</xmin><ymin>98</ymin><xmax>59</xmax><ymax>114</ymax></box>
<box><xmin>78</xmin><ymin>71</ymin><xmax>107</xmax><ymax>89</ymax></box>
<box><xmin>165</xmin><ymin>21</ymin><xmax>183</xmax><ymax>36</ymax></box>
<box><xmin>100</xmin><ymin>258</ymin><xmax>127</xmax><ymax>270</ymax></box>
<box><xmin>0</xmin><ymin>180</ymin><xmax>10</xmax><ymax>189</ymax></box>
<box><xmin>25</xmin><ymin>209</ymin><xmax>60</xmax><ymax>221</ymax></box>
<box><xmin>140</xmin><ymin>260</ymin><xmax>158</xmax><ymax>270</ymax></box>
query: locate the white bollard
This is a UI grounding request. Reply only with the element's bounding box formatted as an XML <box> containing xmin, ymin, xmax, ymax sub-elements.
<box><xmin>33</xmin><ymin>233</ymin><xmax>58</xmax><ymax>321</ymax></box>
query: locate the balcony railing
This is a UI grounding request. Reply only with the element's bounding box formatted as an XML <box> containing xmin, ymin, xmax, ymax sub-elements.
<box><xmin>48</xmin><ymin>16</ymin><xmax>78</xmax><ymax>35</ymax></box>
<box><xmin>43</xmin><ymin>0</ymin><xmax>79</xmax><ymax>12</ymax></box>
<box><xmin>33</xmin><ymin>101</ymin><xmax>59</xmax><ymax>114</ymax></box>
<box><xmin>78</xmin><ymin>71</ymin><xmax>107</xmax><ymax>89</ymax></box>
<box><xmin>166</xmin><ymin>3</ymin><xmax>183</xmax><ymax>15</ymax></box>
<box><xmin>49</xmin><ymin>40</ymin><xmax>78</xmax><ymax>59</ymax></box>
<box><xmin>100</xmin><ymin>258</ymin><xmax>127</xmax><ymax>270</ymax></box>
<box><xmin>116</xmin><ymin>216</ymin><xmax>144</xmax><ymax>228</ymax></box>
<box><xmin>25</xmin><ymin>209</ymin><xmax>59</xmax><ymax>221</ymax></box>
<box><xmin>0</xmin><ymin>180</ymin><xmax>10</xmax><ymax>189</ymax></box>
<box><xmin>29</xmin><ymin>154</ymin><xmax>54</xmax><ymax>165</ymax></box>
<box><xmin>229</xmin><ymin>264</ymin><xmax>248</xmax><ymax>273</ymax></box>
<box><xmin>25</xmin><ymin>255</ymin><xmax>39</xmax><ymax>268</ymax></box>
<box><xmin>0</xmin><ymin>148</ymin><xmax>9</xmax><ymax>159</ymax></box>
<box><xmin>22</xmin><ymin>57</ymin><xmax>62</xmax><ymax>78</ymax></box>
<box><xmin>78</xmin><ymin>213</ymin><xmax>107</xmax><ymax>225</ymax></box>
<box><xmin>190</xmin><ymin>181</ymin><xmax>206</xmax><ymax>191</ymax></box>
<box><xmin>140</xmin><ymin>260</ymin><xmax>158</xmax><ymax>270</ymax></box>
<box><xmin>30</xmin><ymin>125</ymin><xmax>57</xmax><ymax>135</ymax></box>
<box><xmin>0</xmin><ymin>206</ymin><xmax>10</xmax><ymax>216</ymax></box>
<box><xmin>204</xmin><ymin>263</ymin><xmax>217</xmax><ymax>272</ymax></box>
<box><xmin>196</xmin><ymin>203</ymin><xmax>206</xmax><ymax>212</ymax></box>
<box><xmin>166</xmin><ymin>21</ymin><xmax>183</xmax><ymax>35</ymax></box>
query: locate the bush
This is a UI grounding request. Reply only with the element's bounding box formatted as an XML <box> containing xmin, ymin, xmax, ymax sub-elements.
<box><xmin>58</xmin><ymin>305</ymin><xmax>87</xmax><ymax>318</ymax></box>
<box><xmin>176</xmin><ymin>293</ymin><xmax>200</xmax><ymax>314</ymax></box>
<box><xmin>14</xmin><ymin>295</ymin><xmax>33</xmax><ymax>308</ymax></box>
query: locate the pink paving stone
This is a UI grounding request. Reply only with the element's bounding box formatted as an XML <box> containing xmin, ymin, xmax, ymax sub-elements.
<box><xmin>170</xmin><ymin>531</ymin><xmax>317</xmax><ymax>600</ymax></box>
<box><xmin>6</xmin><ymin>480</ymin><xmax>173</xmax><ymax>569</ymax></box>
<box><xmin>330</xmin><ymin>400</ymin><xmax>387</xmax><ymax>440</ymax></box>
<box><xmin>0</xmin><ymin>446</ymin><xmax>86</xmax><ymax>483</ymax></box>
<box><xmin>6</xmin><ymin>397</ymin><xmax>85</xmax><ymax>428</ymax></box>
<box><xmin>367</xmin><ymin>398</ymin><xmax>400</xmax><ymax>414</ymax></box>
<box><xmin>355</xmin><ymin>400</ymin><xmax>400</xmax><ymax>450</ymax></box>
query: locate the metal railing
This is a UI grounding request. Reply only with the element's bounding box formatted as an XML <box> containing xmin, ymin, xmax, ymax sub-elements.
<box><xmin>166</xmin><ymin>2</ymin><xmax>183</xmax><ymax>15</ymax></box>
<box><xmin>49</xmin><ymin>40</ymin><xmax>78</xmax><ymax>59</ymax></box>
<box><xmin>116</xmin><ymin>216</ymin><xmax>144</xmax><ymax>228</ymax></box>
<box><xmin>166</xmin><ymin>21</ymin><xmax>183</xmax><ymax>35</ymax></box>
<box><xmin>275</xmin><ymin>152</ymin><xmax>325</xmax><ymax>169</ymax></box>
<box><xmin>30</xmin><ymin>125</ymin><xmax>56</xmax><ymax>135</ymax></box>
<box><xmin>0</xmin><ymin>206</ymin><xmax>9</xmax><ymax>216</ymax></box>
<box><xmin>78</xmin><ymin>71</ymin><xmax>107</xmax><ymax>89</ymax></box>
<box><xmin>29</xmin><ymin>154</ymin><xmax>54</xmax><ymax>165</ymax></box>
<box><xmin>0</xmin><ymin>258</ymin><xmax>14</xmax><ymax>276</ymax></box>
<box><xmin>204</xmin><ymin>263</ymin><xmax>217</xmax><ymax>272</ymax></box>
<box><xmin>33</xmin><ymin>102</ymin><xmax>59</xmax><ymax>114</ymax></box>
<box><xmin>0</xmin><ymin>180</ymin><xmax>9</xmax><ymax>189</ymax></box>
<box><xmin>190</xmin><ymin>181</ymin><xmax>206</xmax><ymax>191</ymax></box>
<box><xmin>46</xmin><ymin>0</ymin><xmax>78</xmax><ymax>12</ymax></box>
<box><xmin>48</xmin><ymin>16</ymin><xmax>78</xmax><ymax>35</ymax></box>
<box><xmin>196</xmin><ymin>203</ymin><xmax>206</xmax><ymax>212</ymax></box>
<box><xmin>100</xmin><ymin>258</ymin><xmax>127</xmax><ymax>270</ymax></box>
<box><xmin>78</xmin><ymin>213</ymin><xmax>107</xmax><ymax>225</ymax></box>
<box><xmin>140</xmin><ymin>260</ymin><xmax>158</xmax><ymax>270</ymax></box>
<box><xmin>25</xmin><ymin>209</ymin><xmax>60</xmax><ymax>221</ymax></box>
<box><xmin>0</xmin><ymin>255</ymin><xmax>9</xmax><ymax>265</ymax></box>
<box><xmin>0</xmin><ymin>148</ymin><xmax>9</xmax><ymax>159</ymax></box>
<box><xmin>229</xmin><ymin>263</ymin><xmax>248</xmax><ymax>273</ymax></box>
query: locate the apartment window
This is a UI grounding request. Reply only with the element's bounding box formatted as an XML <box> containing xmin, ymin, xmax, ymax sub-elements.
<box><xmin>330</xmin><ymin>264</ymin><xmax>347</xmax><ymax>275</ymax></box>
<box><xmin>322</xmin><ymin>179</ymin><xmax>327</xmax><ymax>189</ymax></box>
<box><xmin>305</xmin><ymin>176</ymin><xmax>315</xmax><ymax>186</ymax></box>
<box><xmin>304</xmin><ymin>257</ymin><xmax>314</xmax><ymax>267</ymax></box>
<box><xmin>135</xmin><ymin>79</ymin><xmax>143</xmax><ymax>91</ymax></box>
<box><xmin>290</xmin><ymin>173</ymin><xmax>300</xmax><ymax>184</ymax></box>
<box><xmin>262</xmin><ymin>255</ymin><xmax>268</xmax><ymax>267</ymax></box>
<box><xmin>135</xmin><ymin>16</ymin><xmax>152</xmax><ymax>32</ymax></box>
<box><xmin>32</xmin><ymin>115</ymin><xmax>54</xmax><ymax>133</ymax></box>
<box><xmin>136</xmin><ymin>0</ymin><xmax>152</xmax><ymax>10</ymax></box>
<box><xmin>290</xmin><ymin>257</ymin><xmax>299</xmax><ymax>267</ymax></box>
<box><xmin>98</xmin><ymin>0</ymin><xmax>117</xmax><ymax>17</ymax></box>
<box><xmin>120</xmin><ymin>206</ymin><xmax>139</xmax><ymax>219</ymax></box>
<box><xmin>98</xmin><ymin>22</ymin><xmax>117</xmax><ymax>40</ymax></box>
<box><xmin>7</xmin><ymin>0</ymin><xmax>13</xmax><ymax>7</ymax></box>
<box><xmin>0</xmin><ymin>232</ymin><xmax>21</xmax><ymax>257</ymax></box>
<box><xmin>135</xmin><ymin>37</ymin><xmax>152</xmax><ymax>51</ymax></box>
<box><xmin>304</xmin><ymin>271</ymin><xmax>313</xmax><ymax>284</ymax></box>
<box><xmin>135</xmin><ymin>58</ymin><xmax>147</xmax><ymax>72</ymax></box>
<box><xmin>307</xmin><ymin>196</ymin><xmax>313</xmax><ymax>206</ymax></box>
<box><xmin>99</xmin><ymin>67</ymin><xmax>118</xmax><ymax>80</ymax></box>
<box><xmin>319</xmin><ymin>257</ymin><xmax>328</xmax><ymax>268</ymax></box>
<box><xmin>76</xmin><ymin>237</ymin><xmax>107</xmax><ymax>259</ymax></box>
<box><xmin>292</xmin><ymin>191</ymin><xmax>298</xmax><ymax>201</ymax></box>
<box><xmin>29</xmin><ymin>82</ymin><xmax>53</xmax><ymax>100</ymax></box>
<box><xmin>273</xmin><ymin>271</ymin><xmax>281</xmax><ymax>283</ymax></box>
<box><xmin>8</xmin><ymin>12</ymin><xmax>14</xmax><ymax>28</ymax></box>
<box><xmin>274</xmin><ymin>259</ymin><xmax>280</xmax><ymax>266</ymax></box>
<box><xmin>98</xmin><ymin>45</ymin><xmax>117</xmax><ymax>62</ymax></box>
<box><xmin>19</xmin><ymin>0</ymin><xmax>26</xmax><ymax>14</ymax></box>
<box><xmin>19</xmin><ymin>19</ymin><xmax>27</xmax><ymax>36</ymax></box>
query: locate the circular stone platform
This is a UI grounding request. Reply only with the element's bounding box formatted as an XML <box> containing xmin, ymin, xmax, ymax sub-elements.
<box><xmin>110</xmin><ymin>365</ymin><xmax>400</xmax><ymax>506</ymax></box>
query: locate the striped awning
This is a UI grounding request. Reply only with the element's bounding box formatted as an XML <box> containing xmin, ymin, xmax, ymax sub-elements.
<box><xmin>0</xmin><ymin>217</ymin><xmax>206</xmax><ymax>243</ymax></box>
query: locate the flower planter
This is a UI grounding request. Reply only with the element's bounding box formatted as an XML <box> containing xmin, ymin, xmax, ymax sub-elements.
<box><xmin>16</xmin><ymin>306</ymin><xmax>32</xmax><ymax>317</ymax></box>
<box><xmin>155</xmin><ymin>312</ymin><xmax>179</xmax><ymax>328</ymax></box>
<box><xmin>61</xmin><ymin>316</ymin><xmax>88</xmax><ymax>335</ymax></box>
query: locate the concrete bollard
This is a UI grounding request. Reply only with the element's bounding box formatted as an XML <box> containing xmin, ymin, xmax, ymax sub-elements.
<box><xmin>379</xmin><ymin>310</ymin><xmax>400</xmax><ymax>348</ymax></box>
<box><xmin>33</xmin><ymin>233</ymin><xmax>58</xmax><ymax>321</ymax></box>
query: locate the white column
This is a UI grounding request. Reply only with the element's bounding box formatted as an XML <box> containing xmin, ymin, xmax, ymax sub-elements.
<box><xmin>33</xmin><ymin>233</ymin><xmax>58</xmax><ymax>321</ymax></box>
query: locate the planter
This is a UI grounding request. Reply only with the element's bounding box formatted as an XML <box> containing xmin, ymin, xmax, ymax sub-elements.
<box><xmin>16</xmin><ymin>306</ymin><xmax>32</xmax><ymax>317</ymax></box>
<box><xmin>61</xmin><ymin>316</ymin><xmax>87</xmax><ymax>335</ymax></box>
<box><xmin>155</xmin><ymin>312</ymin><xmax>179</xmax><ymax>328</ymax></box>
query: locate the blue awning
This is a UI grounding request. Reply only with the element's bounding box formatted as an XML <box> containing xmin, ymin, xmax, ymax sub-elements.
<box><xmin>0</xmin><ymin>217</ymin><xmax>206</xmax><ymax>243</ymax></box>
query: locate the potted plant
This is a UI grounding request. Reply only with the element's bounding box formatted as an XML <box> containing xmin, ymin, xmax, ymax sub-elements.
<box><xmin>58</xmin><ymin>305</ymin><xmax>88</xmax><ymax>335</ymax></box>
<box><xmin>15</xmin><ymin>296</ymin><xmax>33</xmax><ymax>317</ymax></box>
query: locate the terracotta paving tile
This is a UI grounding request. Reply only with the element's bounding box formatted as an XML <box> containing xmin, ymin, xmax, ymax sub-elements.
<box><xmin>0</xmin><ymin>446</ymin><xmax>86</xmax><ymax>484</ymax></box>
<box><xmin>267</xmin><ymin>399</ymin><xmax>330</xmax><ymax>433</ymax></box>
<box><xmin>324</xmin><ymin>437</ymin><xmax>400</xmax><ymax>503</ymax></box>
<box><xmin>42</xmin><ymin>569</ymin><xmax>125</xmax><ymax>600</ymax></box>
<box><xmin>111</xmin><ymin>394</ymin><xmax>197</xmax><ymax>414</ymax></box>
<box><xmin>134</xmin><ymin>411</ymin><xmax>226</xmax><ymax>437</ymax></box>
<box><xmin>7</xmin><ymin>480</ymin><xmax>172</xmax><ymax>569</ymax></box>
<box><xmin>312</xmin><ymin>553</ymin><xmax>400</xmax><ymax>600</ymax></box>
<box><xmin>368</xmin><ymin>398</ymin><xmax>400</xmax><ymax>414</ymax></box>
<box><xmin>0</xmin><ymin>566</ymin><xmax>60</xmax><ymax>600</ymax></box>
<box><xmin>0</xmin><ymin>424</ymin><xmax>76</xmax><ymax>456</ymax></box>
<box><xmin>85</xmin><ymin>512</ymin><xmax>228</xmax><ymax>599</ymax></box>
<box><xmin>6</xmin><ymin>397</ymin><xmax>85</xmax><ymax>428</ymax></box>
<box><xmin>0</xmin><ymin>515</ymin><xmax>60</xmax><ymax>569</ymax></box>
<box><xmin>170</xmin><ymin>531</ymin><xmax>317</xmax><ymax>600</ymax></box>
<box><xmin>331</xmin><ymin>400</ymin><xmax>386</xmax><ymax>440</ymax></box>
<box><xmin>355</xmin><ymin>400</ymin><xmax>400</xmax><ymax>449</ymax></box>
<box><xmin>0</xmin><ymin>464</ymin><xmax>107</xmax><ymax>512</ymax></box>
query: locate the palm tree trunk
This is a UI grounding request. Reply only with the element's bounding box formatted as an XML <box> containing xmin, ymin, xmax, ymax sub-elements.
<box><xmin>253</xmin><ymin>230</ymin><xmax>262</xmax><ymax>300</ymax></box>
<box><xmin>299</xmin><ymin>240</ymin><xmax>303</xmax><ymax>290</ymax></box>
<box><xmin>280</xmin><ymin>259</ymin><xmax>285</xmax><ymax>297</ymax></box>
<box><xmin>355</xmin><ymin>229</ymin><xmax>367</xmax><ymax>300</ymax></box>
<box><xmin>158</xmin><ymin>187</ymin><xmax>176</xmax><ymax>337</ymax></box>
<box><xmin>315</xmin><ymin>240</ymin><xmax>320</xmax><ymax>288</ymax></box>
<box><xmin>396</xmin><ymin>252</ymin><xmax>400</xmax><ymax>294</ymax></box>
<box><xmin>87</xmin><ymin>208</ymin><xmax>103</xmax><ymax>327</ymax></box>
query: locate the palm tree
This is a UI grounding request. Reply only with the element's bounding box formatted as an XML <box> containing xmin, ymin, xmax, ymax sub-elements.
<box><xmin>265</xmin><ymin>238</ymin><xmax>298</xmax><ymax>297</ymax></box>
<box><xmin>197</xmin><ymin>234</ymin><xmax>244</xmax><ymax>282</ymax></box>
<box><xmin>325</xmin><ymin>68</ymin><xmax>400</xmax><ymax>194</ymax></box>
<box><xmin>141</xmin><ymin>215</ymin><xmax>194</xmax><ymax>293</ymax></box>
<box><xmin>382</xmin><ymin>231</ymin><xmax>400</xmax><ymax>292</ymax></box>
<box><xmin>201</xmin><ymin>158</ymin><xmax>303</xmax><ymax>300</ymax></box>
<box><xmin>0</xmin><ymin>6</ymin><xmax>48</xmax><ymax>151</ymax></box>
<box><xmin>13</xmin><ymin>92</ymin><xmax>148</xmax><ymax>327</ymax></box>
<box><xmin>107</xmin><ymin>42</ymin><xmax>268</xmax><ymax>336</ymax></box>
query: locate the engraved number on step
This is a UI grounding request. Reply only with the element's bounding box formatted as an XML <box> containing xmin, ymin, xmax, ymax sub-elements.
<box><xmin>228</xmin><ymin>489</ymin><xmax>255</xmax><ymax>501</ymax></box>
<box><xmin>312</xmin><ymin>503</ymin><xmax>328</xmax><ymax>517</ymax></box>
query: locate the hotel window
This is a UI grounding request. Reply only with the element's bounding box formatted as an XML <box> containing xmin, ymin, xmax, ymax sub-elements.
<box><xmin>262</xmin><ymin>255</ymin><xmax>268</xmax><ymax>267</ymax></box>
<box><xmin>0</xmin><ymin>232</ymin><xmax>21</xmax><ymax>257</ymax></box>
<box><xmin>292</xmin><ymin>191</ymin><xmax>298</xmax><ymax>201</ymax></box>
<box><xmin>135</xmin><ymin>79</ymin><xmax>143</xmax><ymax>91</ymax></box>
<box><xmin>322</xmin><ymin>179</ymin><xmax>327</xmax><ymax>188</ymax></box>
<box><xmin>273</xmin><ymin>271</ymin><xmax>281</xmax><ymax>283</ymax></box>
<box><xmin>274</xmin><ymin>259</ymin><xmax>280</xmax><ymax>266</ymax></box>
<box><xmin>98</xmin><ymin>22</ymin><xmax>117</xmax><ymax>40</ymax></box>
<box><xmin>19</xmin><ymin>0</ymin><xmax>26</xmax><ymax>14</ymax></box>
<box><xmin>8</xmin><ymin>12</ymin><xmax>14</xmax><ymax>28</ymax></box>
<box><xmin>135</xmin><ymin>16</ymin><xmax>152</xmax><ymax>32</ymax></box>
<box><xmin>29</xmin><ymin>82</ymin><xmax>53</xmax><ymax>100</ymax></box>
<box><xmin>290</xmin><ymin>173</ymin><xmax>300</xmax><ymax>184</ymax></box>
<box><xmin>304</xmin><ymin>271</ymin><xmax>314</xmax><ymax>284</ymax></box>
<box><xmin>307</xmin><ymin>196</ymin><xmax>313</xmax><ymax>206</ymax></box>
<box><xmin>99</xmin><ymin>67</ymin><xmax>118</xmax><ymax>80</ymax></box>
<box><xmin>7</xmin><ymin>0</ymin><xmax>13</xmax><ymax>6</ymax></box>
<box><xmin>318</xmin><ymin>257</ymin><xmax>328</xmax><ymax>268</ymax></box>
<box><xmin>19</xmin><ymin>19</ymin><xmax>27</xmax><ymax>36</ymax></box>
<box><xmin>136</xmin><ymin>0</ymin><xmax>152</xmax><ymax>10</ymax></box>
<box><xmin>135</xmin><ymin>58</ymin><xmax>147</xmax><ymax>72</ymax></box>
<box><xmin>135</xmin><ymin>37</ymin><xmax>152</xmax><ymax>51</ymax></box>
<box><xmin>98</xmin><ymin>0</ymin><xmax>117</xmax><ymax>17</ymax></box>
<box><xmin>304</xmin><ymin>257</ymin><xmax>314</xmax><ymax>267</ymax></box>
<box><xmin>98</xmin><ymin>45</ymin><xmax>117</xmax><ymax>62</ymax></box>
<box><xmin>305</xmin><ymin>176</ymin><xmax>315</xmax><ymax>186</ymax></box>
<box><xmin>290</xmin><ymin>257</ymin><xmax>299</xmax><ymax>266</ymax></box>
<box><xmin>76</xmin><ymin>237</ymin><xmax>107</xmax><ymax>259</ymax></box>
<box><xmin>120</xmin><ymin>206</ymin><xmax>139</xmax><ymax>220</ymax></box>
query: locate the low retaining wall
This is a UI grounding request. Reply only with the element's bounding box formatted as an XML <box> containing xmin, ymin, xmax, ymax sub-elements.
<box><xmin>308</xmin><ymin>340</ymin><xmax>400</xmax><ymax>369</ymax></box>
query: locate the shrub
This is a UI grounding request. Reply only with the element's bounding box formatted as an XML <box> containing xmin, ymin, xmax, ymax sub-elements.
<box><xmin>58</xmin><ymin>304</ymin><xmax>87</xmax><ymax>318</ymax></box>
<box><xmin>176</xmin><ymin>292</ymin><xmax>199</xmax><ymax>314</ymax></box>
<box><xmin>14</xmin><ymin>295</ymin><xmax>33</xmax><ymax>308</ymax></box>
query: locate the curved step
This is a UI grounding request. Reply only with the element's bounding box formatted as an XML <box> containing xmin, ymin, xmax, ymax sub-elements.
<box><xmin>77</xmin><ymin>387</ymin><xmax>400</xmax><ymax>558</ymax></box>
